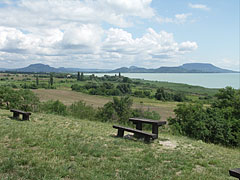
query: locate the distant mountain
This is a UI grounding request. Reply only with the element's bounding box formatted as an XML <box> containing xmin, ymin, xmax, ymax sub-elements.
<box><xmin>13</xmin><ymin>64</ymin><xmax>61</xmax><ymax>73</ymax></box>
<box><xmin>179</xmin><ymin>63</ymin><xmax>235</xmax><ymax>73</ymax></box>
<box><xmin>8</xmin><ymin>63</ymin><xmax>110</xmax><ymax>73</ymax></box>
<box><xmin>0</xmin><ymin>68</ymin><xmax>7</xmax><ymax>71</ymax></box>
<box><xmin>2</xmin><ymin>63</ymin><xmax>237</xmax><ymax>73</ymax></box>
<box><xmin>111</xmin><ymin>63</ymin><xmax>238</xmax><ymax>73</ymax></box>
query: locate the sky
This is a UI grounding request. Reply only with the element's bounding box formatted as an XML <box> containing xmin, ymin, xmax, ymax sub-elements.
<box><xmin>0</xmin><ymin>0</ymin><xmax>239</xmax><ymax>70</ymax></box>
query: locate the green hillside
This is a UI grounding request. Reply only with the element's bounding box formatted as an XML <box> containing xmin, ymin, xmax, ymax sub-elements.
<box><xmin>0</xmin><ymin>109</ymin><xmax>239</xmax><ymax>180</ymax></box>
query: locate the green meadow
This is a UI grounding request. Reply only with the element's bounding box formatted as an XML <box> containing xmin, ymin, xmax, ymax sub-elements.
<box><xmin>0</xmin><ymin>109</ymin><xmax>239</xmax><ymax>180</ymax></box>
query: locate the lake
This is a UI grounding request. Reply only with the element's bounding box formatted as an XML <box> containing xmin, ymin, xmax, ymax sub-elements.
<box><xmin>86</xmin><ymin>73</ymin><xmax>240</xmax><ymax>89</ymax></box>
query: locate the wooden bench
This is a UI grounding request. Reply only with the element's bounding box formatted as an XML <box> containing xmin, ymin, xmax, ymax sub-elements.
<box><xmin>10</xmin><ymin>109</ymin><xmax>31</xmax><ymax>120</ymax></box>
<box><xmin>129</xmin><ymin>118</ymin><xmax>166</xmax><ymax>138</ymax></box>
<box><xmin>229</xmin><ymin>168</ymin><xmax>240</xmax><ymax>179</ymax></box>
<box><xmin>113</xmin><ymin>125</ymin><xmax>157</xmax><ymax>143</ymax></box>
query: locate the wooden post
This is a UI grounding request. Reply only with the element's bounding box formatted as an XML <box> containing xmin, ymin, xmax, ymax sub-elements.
<box><xmin>22</xmin><ymin>114</ymin><xmax>29</xmax><ymax>121</ymax></box>
<box><xmin>117</xmin><ymin>129</ymin><xmax>124</xmax><ymax>137</ymax></box>
<box><xmin>13</xmin><ymin>112</ymin><xmax>19</xmax><ymax>119</ymax></box>
<box><xmin>152</xmin><ymin>124</ymin><xmax>159</xmax><ymax>138</ymax></box>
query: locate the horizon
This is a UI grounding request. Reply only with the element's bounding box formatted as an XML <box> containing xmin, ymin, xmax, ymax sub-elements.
<box><xmin>1</xmin><ymin>62</ymin><xmax>239</xmax><ymax>72</ymax></box>
<box><xmin>0</xmin><ymin>0</ymin><xmax>239</xmax><ymax>71</ymax></box>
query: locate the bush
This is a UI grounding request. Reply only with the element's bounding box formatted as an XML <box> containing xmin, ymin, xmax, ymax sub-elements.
<box><xmin>169</xmin><ymin>87</ymin><xmax>240</xmax><ymax>147</ymax></box>
<box><xmin>96</xmin><ymin>96</ymin><xmax>133</xmax><ymax>123</ymax></box>
<box><xmin>96</xmin><ymin>96</ymin><xmax>161</xmax><ymax>125</ymax></box>
<box><xmin>68</xmin><ymin>101</ymin><xmax>96</xmax><ymax>120</ymax></box>
<box><xmin>0</xmin><ymin>86</ymin><xmax>39</xmax><ymax>111</ymax></box>
<box><xmin>155</xmin><ymin>88</ymin><xmax>173</xmax><ymax>101</ymax></box>
<box><xmin>40</xmin><ymin>100</ymin><xmax>67</xmax><ymax>116</ymax></box>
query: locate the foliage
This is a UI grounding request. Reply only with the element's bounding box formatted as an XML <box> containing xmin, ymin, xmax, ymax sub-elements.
<box><xmin>132</xmin><ymin>108</ymin><xmax>161</xmax><ymax>120</ymax></box>
<box><xmin>96</xmin><ymin>96</ymin><xmax>133</xmax><ymax>123</ymax></box>
<box><xmin>169</xmin><ymin>87</ymin><xmax>240</xmax><ymax>147</ymax></box>
<box><xmin>133</xmin><ymin>90</ymin><xmax>151</xmax><ymax>98</ymax></box>
<box><xmin>116</xmin><ymin>83</ymin><xmax>132</xmax><ymax>94</ymax></box>
<box><xmin>155</xmin><ymin>88</ymin><xmax>173</xmax><ymax>101</ymax></box>
<box><xmin>96</xmin><ymin>96</ymin><xmax>161</xmax><ymax>124</ymax></box>
<box><xmin>49</xmin><ymin>73</ymin><xmax>54</xmax><ymax>86</ymax></box>
<box><xmin>155</xmin><ymin>87</ymin><xmax>187</xmax><ymax>102</ymax></box>
<box><xmin>0</xmin><ymin>86</ymin><xmax>39</xmax><ymax>111</ymax></box>
<box><xmin>68</xmin><ymin>101</ymin><xmax>96</xmax><ymax>120</ymax></box>
<box><xmin>40</xmin><ymin>100</ymin><xmax>67</xmax><ymax>116</ymax></box>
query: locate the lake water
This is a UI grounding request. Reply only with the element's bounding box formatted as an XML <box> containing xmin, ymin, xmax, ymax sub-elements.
<box><xmin>86</xmin><ymin>73</ymin><xmax>240</xmax><ymax>89</ymax></box>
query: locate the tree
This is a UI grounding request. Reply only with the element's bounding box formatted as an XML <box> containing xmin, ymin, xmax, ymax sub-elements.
<box><xmin>77</xmin><ymin>72</ymin><xmax>80</xmax><ymax>81</ymax></box>
<box><xmin>36</xmin><ymin>75</ymin><xmax>39</xmax><ymax>86</ymax></box>
<box><xmin>80</xmin><ymin>72</ymin><xmax>84</xmax><ymax>81</ymax></box>
<box><xmin>49</xmin><ymin>73</ymin><xmax>54</xmax><ymax>86</ymax></box>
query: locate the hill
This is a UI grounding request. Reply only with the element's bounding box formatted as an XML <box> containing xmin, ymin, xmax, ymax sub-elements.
<box><xmin>0</xmin><ymin>109</ymin><xmax>239</xmax><ymax>179</ymax></box>
<box><xmin>7</xmin><ymin>63</ymin><xmax>110</xmax><ymax>73</ymax></box>
<box><xmin>111</xmin><ymin>63</ymin><xmax>237</xmax><ymax>73</ymax></box>
<box><xmin>2</xmin><ymin>62</ymin><xmax>237</xmax><ymax>73</ymax></box>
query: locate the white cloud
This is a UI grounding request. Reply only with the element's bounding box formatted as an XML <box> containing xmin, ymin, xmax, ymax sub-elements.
<box><xmin>61</xmin><ymin>24</ymin><xmax>103</xmax><ymax>54</ymax></box>
<box><xmin>0</xmin><ymin>0</ymin><xmax>199</xmax><ymax>69</ymax></box>
<box><xmin>179</xmin><ymin>41</ymin><xmax>198</xmax><ymax>52</ymax></box>
<box><xmin>189</xmin><ymin>3</ymin><xmax>210</xmax><ymax>11</ymax></box>
<box><xmin>175</xmin><ymin>13</ymin><xmax>192</xmax><ymax>23</ymax></box>
<box><xmin>0</xmin><ymin>0</ymin><xmax>155</xmax><ymax>29</ymax></box>
<box><xmin>0</xmin><ymin>25</ymin><xmax>198</xmax><ymax>68</ymax></box>
<box><xmin>156</xmin><ymin>13</ymin><xmax>192</xmax><ymax>24</ymax></box>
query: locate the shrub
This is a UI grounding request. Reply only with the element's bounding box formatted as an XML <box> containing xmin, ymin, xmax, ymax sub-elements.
<box><xmin>169</xmin><ymin>87</ymin><xmax>240</xmax><ymax>147</ymax></box>
<box><xmin>116</xmin><ymin>83</ymin><xmax>132</xmax><ymax>94</ymax></box>
<box><xmin>96</xmin><ymin>96</ymin><xmax>133</xmax><ymax>123</ymax></box>
<box><xmin>155</xmin><ymin>88</ymin><xmax>173</xmax><ymax>101</ymax></box>
<box><xmin>40</xmin><ymin>100</ymin><xmax>67</xmax><ymax>116</ymax></box>
<box><xmin>68</xmin><ymin>101</ymin><xmax>96</xmax><ymax>120</ymax></box>
<box><xmin>0</xmin><ymin>86</ymin><xmax>39</xmax><ymax>111</ymax></box>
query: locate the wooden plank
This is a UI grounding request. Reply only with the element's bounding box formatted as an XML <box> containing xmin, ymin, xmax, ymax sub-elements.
<box><xmin>10</xmin><ymin>109</ymin><xmax>31</xmax><ymax>115</ymax></box>
<box><xmin>129</xmin><ymin>118</ymin><xmax>166</xmax><ymax>125</ymax></box>
<box><xmin>229</xmin><ymin>168</ymin><xmax>240</xmax><ymax>179</ymax></box>
<box><xmin>113</xmin><ymin>125</ymin><xmax>157</xmax><ymax>138</ymax></box>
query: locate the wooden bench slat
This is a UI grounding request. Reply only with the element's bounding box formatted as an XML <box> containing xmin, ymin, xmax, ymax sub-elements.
<box><xmin>229</xmin><ymin>168</ymin><xmax>240</xmax><ymax>179</ymax></box>
<box><xmin>129</xmin><ymin>118</ymin><xmax>166</xmax><ymax>125</ymax></box>
<box><xmin>10</xmin><ymin>109</ymin><xmax>31</xmax><ymax>115</ymax></box>
<box><xmin>113</xmin><ymin>125</ymin><xmax>157</xmax><ymax>142</ymax></box>
<box><xmin>113</xmin><ymin>125</ymin><xmax>157</xmax><ymax>137</ymax></box>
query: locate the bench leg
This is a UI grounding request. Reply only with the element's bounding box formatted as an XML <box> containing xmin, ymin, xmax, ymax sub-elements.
<box><xmin>22</xmin><ymin>114</ymin><xmax>29</xmax><ymax>121</ymax></box>
<box><xmin>134</xmin><ymin>122</ymin><xmax>144</xmax><ymax>138</ymax></box>
<box><xmin>144</xmin><ymin>136</ymin><xmax>150</xmax><ymax>143</ymax></box>
<box><xmin>13</xmin><ymin>112</ymin><xmax>19</xmax><ymax>119</ymax></box>
<box><xmin>136</xmin><ymin>122</ymin><xmax>142</xmax><ymax>130</ymax></box>
<box><xmin>152</xmin><ymin>125</ymin><xmax>158</xmax><ymax>139</ymax></box>
<box><xmin>117</xmin><ymin>129</ymin><xmax>124</xmax><ymax>137</ymax></box>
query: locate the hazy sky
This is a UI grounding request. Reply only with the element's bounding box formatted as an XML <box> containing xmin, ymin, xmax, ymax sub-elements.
<box><xmin>0</xmin><ymin>0</ymin><xmax>239</xmax><ymax>70</ymax></box>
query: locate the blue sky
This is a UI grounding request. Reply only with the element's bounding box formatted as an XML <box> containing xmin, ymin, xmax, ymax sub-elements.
<box><xmin>0</xmin><ymin>0</ymin><xmax>239</xmax><ymax>70</ymax></box>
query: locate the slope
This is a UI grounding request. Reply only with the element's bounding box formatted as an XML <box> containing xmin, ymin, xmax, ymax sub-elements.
<box><xmin>0</xmin><ymin>109</ymin><xmax>239</xmax><ymax>179</ymax></box>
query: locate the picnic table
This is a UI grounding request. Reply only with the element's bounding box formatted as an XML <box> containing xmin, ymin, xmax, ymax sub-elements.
<box><xmin>129</xmin><ymin>118</ymin><xmax>166</xmax><ymax>138</ymax></box>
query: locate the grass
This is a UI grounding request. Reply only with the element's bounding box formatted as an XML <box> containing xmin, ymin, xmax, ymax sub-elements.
<box><xmin>0</xmin><ymin>109</ymin><xmax>239</xmax><ymax>179</ymax></box>
<box><xmin>33</xmin><ymin>89</ymin><xmax>176</xmax><ymax>120</ymax></box>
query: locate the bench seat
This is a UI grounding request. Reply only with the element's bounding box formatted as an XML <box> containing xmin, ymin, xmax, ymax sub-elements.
<box><xmin>10</xmin><ymin>109</ymin><xmax>31</xmax><ymax>120</ymax></box>
<box><xmin>229</xmin><ymin>168</ymin><xmax>240</xmax><ymax>179</ymax></box>
<box><xmin>113</xmin><ymin>125</ymin><xmax>157</xmax><ymax>142</ymax></box>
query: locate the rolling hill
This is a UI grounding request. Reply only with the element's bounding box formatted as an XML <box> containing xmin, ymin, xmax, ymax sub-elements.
<box><xmin>1</xmin><ymin>63</ymin><xmax>237</xmax><ymax>73</ymax></box>
<box><xmin>111</xmin><ymin>63</ymin><xmax>237</xmax><ymax>73</ymax></box>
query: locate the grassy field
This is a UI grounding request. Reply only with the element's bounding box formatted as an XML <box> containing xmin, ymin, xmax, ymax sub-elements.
<box><xmin>33</xmin><ymin>89</ymin><xmax>176</xmax><ymax>120</ymax></box>
<box><xmin>0</xmin><ymin>109</ymin><xmax>239</xmax><ymax>180</ymax></box>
